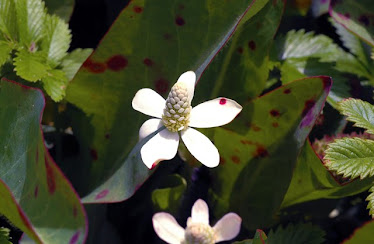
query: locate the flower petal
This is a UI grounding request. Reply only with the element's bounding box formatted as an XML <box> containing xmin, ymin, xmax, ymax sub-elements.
<box><xmin>213</xmin><ymin>213</ymin><xmax>242</xmax><ymax>242</ymax></box>
<box><xmin>139</xmin><ymin>118</ymin><xmax>163</xmax><ymax>141</ymax></box>
<box><xmin>176</xmin><ymin>71</ymin><xmax>196</xmax><ymax>104</ymax></box>
<box><xmin>181</xmin><ymin>128</ymin><xmax>219</xmax><ymax>168</ymax></box>
<box><xmin>132</xmin><ymin>88</ymin><xmax>165</xmax><ymax>118</ymax></box>
<box><xmin>140</xmin><ymin>128</ymin><xmax>179</xmax><ymax>168</ymax></box>
<box><xmin>189</xmin><ymin>98</ymin><xmax>242</xmax><ymax>128</ymax></box>
<box><xmin>190</xmin><ymin>199</ymin><xmax>209</xmax><ymax>225</ymax></box>
<box><xmin>152</xmin><ymin>213</ymin><xmax>185</xmax><ymax>244</ymax></box>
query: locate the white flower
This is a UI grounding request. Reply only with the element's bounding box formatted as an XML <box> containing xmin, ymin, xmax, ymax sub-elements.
<box><xmin>152</xmin><ymin>199</ymin><xmax>242</xmax><ymax>244</ymax></box>
<box><xmin>132</xmin><ymin>71</ymin><xmax>242</xmax><ymax>169</ymax></box>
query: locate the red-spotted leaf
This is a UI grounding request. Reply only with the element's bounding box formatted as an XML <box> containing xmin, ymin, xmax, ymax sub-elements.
<box><xmin>65</xmin><ymin>0</ymin><xmax>269</xmax><ymax>203</ymax></box>
<box><xmin>210</xmin><ymin>76</ymin><xmax>331</xmax><ymax>229</ymax></box>
<box><xmin>0</xmin><ymin>79</ymin><xmax>87</xmax><ymax>244</ymax></box>
<box><xmin>329</xmin><ymin>0</ymin><xmax>374</xmax><ymax>47</ymax></box>
<box><xmin>194</xmin><ymin>0</ymin><xmax>285</xmax><ymax>105</ymax></box>
<box><xmin>282</xmin><ymin>141</ymin><xmax>373</xmax><ymax>208</ymax></box>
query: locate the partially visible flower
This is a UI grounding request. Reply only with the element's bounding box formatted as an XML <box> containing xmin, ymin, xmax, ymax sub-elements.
<box><xmin>132</xmin><ymin>71</ymin><xmax>242</xmax><ymax>169</ymax></box>
<box><xmin>152</xmin><ymin>199</ymin><xmax>242</xmax><ymax>244</ymax></box>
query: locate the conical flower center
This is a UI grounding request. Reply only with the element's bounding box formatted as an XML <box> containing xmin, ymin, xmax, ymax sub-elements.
<box><xmin>184</xmin><ymin>223</ymin><xmax>215</xmax><ymax>244</ymax></box>
<box><xmin>162</xmin><ymin>82</ymin><xmax>192</xmax><ymax>132</ymax></box>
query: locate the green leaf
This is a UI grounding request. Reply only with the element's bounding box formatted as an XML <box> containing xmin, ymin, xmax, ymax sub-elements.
<box><xmin>15</xmin><ymin>0</ymin><xmax>46</xmax><ymax>46</ymax></box>
<box><xmin>329</xmin><ymin>0</ymin><xmax>374</xmax><ymax>47</ymax></box>
<box><xmin>41</xmin><ymin>69</ymin><xmax>69</xmax><ymax>101</ymax></box>
<box><xmin>61</xmin><ymin>48</ymin><xmax>93</xmax><ymax>80</ymax></box>
<box><xmin>0</xmin><ymin>0</ymin><xmax>18</xmax><ymax>40</ymax></box>
<box><xmin>339</xmin><ymin>98</ymin><xmax>374</xmax><ymax>134</ymax></box>
<box><xmin>267</xmin><ymin>223</ymin><xmax>325</xmax><ymax>244</ymax></box>
<box><xmin>194</xmin><ymin>0</ymin><xmax>285</xmax><ymax>103</ymax></box>
<box><xmin>41</xmin><ymin>14</ymin><xmax>71</xmax><ymax>67</ymax></box>
<box><xmin>210</xmin><ymin>76</ymin><xmax>331</xmax><ymax>229</ymax></box>
<box><xmin>282</xmin><ymin>142</ymin><xmax>372</xmax><ymax>207</ymax></box>
<box><xmin>330</xmin><ymin>18</ymin><xmax>372</xmax><ymax>69</ymax></box>
<box><xmin>152</xmin><ymin>174</ymin><xmax>186</xmax><ymax>215</ymax></box>
<box><xmin>366</xmin><ymin>186</ymin><xmax>374</xmax><ymax>217</ymax></box>
<box><xmin>0</xmin><ymin>79</ymin><xmax>87</xmax><ymax>244</ymax></box>
<box><xmin>13</xmin><ymin>49</ymin><xmax>48</xmax><ymax>82</ymax></box>
<box><xmin>234</xmin><ymin>229</ymin><xmax>268</xmax><ymax>244</ymax></box>
<box><xmin>325</xmin><ymin>137</ymin><xmax>374</xmax><ymax>179</ymax></box>
<box><xmin>274</xmin><ymin>29</ymin><xmax>342</xmax><ymax>62</ymax></box>
<box><xmin>344</xmin><ymin>220</ymin><xmax>374</xmax><ymax>243</ymax></box>
<box><xmin>0</xmin><ymin>228</ymin><xmax>12</xmax><ymax>244</ymax></box>
<box><xmin>65</xmin><ymin>0</ymin><xmax>268</xmax><ymax>202</ymax></box>
<box><xmin>279</xmin><ymin>58</ymin><xmax>350</xmax><ymax>108</ymax></box>
<box><xmin>0</xmin><ymin>40</ymin><xmax>12</xmax><ymax>67</ymax></box>
<box><xmin>44</xmin><ymin>0</ymin><xmax>74</xmax><ymax>22</ymax></box>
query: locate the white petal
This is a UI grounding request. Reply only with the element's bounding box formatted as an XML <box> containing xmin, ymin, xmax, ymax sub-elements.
<box><xmin>180</xmin><ymin>128</ymin><xmax>219</xmax><ymax>168</ymax></box>
<box><xmin>139</xmin><ymin>118</ymin><xmax>163</xmax><ymax>141</ymax></box>
<box><xmin>152</xmin><ymin>213</ymin><xmax>185</xmax><ymax>244</ymax></box>
<box><xmin>176</xmin><ymin>71</ymin><xmax>196</xmax><ymax>104</ymax></box>
<box><xmin>132</xmin><ymin>88</ymin><xmax>165</xmax><ymax>118</ymax></box>
<box><xmin>189</xmin><ymin>98</ymin><xmax>242</xmax><ymax>128</ymax></box>
<box><xmin>213</xmin><ymin>213</ymin><xmax>242</xmax><ymax>242</ymax></box>
<box><xmin>190</xmin><ymin>199</ymin><xmax>209</xmax><ymax>225</ymax></box>
<box><xmin>140</xmin><ymin>128</ymin><xmax>179</xmax><ymax>169</ymax></box>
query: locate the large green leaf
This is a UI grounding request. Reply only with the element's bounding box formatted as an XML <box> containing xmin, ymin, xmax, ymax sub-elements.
<box><xmin>210</xmin><ymin>76</ymin><xmax>331</xmax><ymax>229</ymax></box>
<box><xmin>194</xmin><ymin>0</ymin><xmax>285</xmax><ymax>104</ymax></box>
<box><xmin>282</xmin><ymin>142</ymin><xmax>373</xmax><ymax>207</ymax></box>
<box><xmin>65</xmin><ymin>0</ymin><xmax>270</xmax><ymax>203</ymax></box>
<box><xmin>0</xmin><ymin>79</ymin><xmax>87</xmax><ymax>244</ymax></box>
<box><xmin>344</xmin><ymin>220</ymin><xmax>374</xmax><ymax>244</ymax></box>
<box><xmin>329</xmin><ymin>0</ymin><xmax>374</xmax><ymax>48</ymax></box>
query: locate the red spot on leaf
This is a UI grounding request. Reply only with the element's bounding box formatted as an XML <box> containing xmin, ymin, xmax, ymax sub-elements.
<box><xmin>106</xmin><ymin>55</ymin><xmax>128</xmax><ymax>71</ymax></box>
<box><xmin>240</xmin><ymin>140</ymin><xmax>253</xmax><ymax>145</ymax></box>
<box><xmin>90</xmin><ymin>149</ymin><xmax>98</xmax><ymax>161</ymax></box>
<box><xmin>105</xmin><ymin>133</ymin><xmax>110</xmax><ymax>139</ymax></box>
<box><xmin>175</xmin><ymin>16</ymin><xmax>185</xmax><ymax>26</ymax></box>
<box><xmin>359</xmin><ymin>15</ymin><xmax>370</xmax><ymax>26</ymax></box>
<box><xmin>219</xmin><ymin>98</ymin><xmax>227</xmax><ymax>105</ymax></box>
<box><xmin>220</xmin><ymin>157</ymin><xmax>226</xmax><ymax>165</ymax></box>
<box><xmin>231</xmin><ymin>155</ymin><xmax>240</xmax><ymax>164</ymax></box>
<box><xmin>95</xmin><ymin>189</ymin><xmax>109</xmax><ymax>200</ymax></box>
<box><xmin>155</xmin><ymin>78</ymin><xmax>169</xmax><ymax>95</ymax></box>
<box><xmin>254</xmin><ymin>146</ymin><xmax>269</xmax><ymax>158</ymax></box>
<box><xmin>178</xmin><ymin>4</ymin><xmax>185</xmax><ymax>10</ymax></box>
<box><xmin>270</xmin><ymin>109</ymin><xmax>280</xmax><ymax>117</ymax></box>
<box><xmin>34</xmin><ymin>185</ymin><xmax>39</xmax><ymax>198</ymax></box>
<box><xmin>163</xmin><ymin>33</ymin><xmax>172</xmax><ymax>40</ymax></box>
<box><xmin>248</xmin><ymin>40</ymin><xmax>256</xmax><ymax>50</ymax></box>
<box><xmin>83</xmin><ymin>59</ymin><xmax>106</xmax><ymax>73</ymax></box>
<box><xmin>73</xmin><ymin>206</ymin><xmax>78</xmax><ymax>217</ymax></box>
<box><xmin>237</xmin><ymin>47</ymin><xmax>243</xmax><ymax>54</ymax></box>
<box><xmin>143</xmin><ymin>58</ymin><xmax>153</xmax><ymax>67</ymax></box>
<box><xmin>272</xmin><ymin>122</ymin><xmax>279</xmax><ymax>128</ymax></box>
<box><xmin>302</xmin><ymin>99</ymin><xmax>316</xmax><ymax>117</ymax></box>
<box><xmin>283</xmin><ymin>88</ymin><xmax>291</xmax><ymax>94</ymax></box>
<box><xmin>45</xmin><ymin>155</ymin><xmax>56</xmax><ymax>194</ymax></box>
<box><xmin>133</xmin><ymin>6</ymin><xmax>143</xmax><ymax>13</ymax></box>
<box><xmin>69</xmin><ymin>231</ymin><xmax>80</xmax><ymax>244</ymax></box>
<box><xmin>252</xmin><ymin>124</ymin><xmax>261</xmax><ymax>131</ymax></box>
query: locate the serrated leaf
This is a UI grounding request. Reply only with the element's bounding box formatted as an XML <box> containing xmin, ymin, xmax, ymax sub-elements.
<box><xmin>325</xmin><ymin>137</ymin><xmax>374</xmax><ymax>179</ymax></box>
<box><xmin>0</xmin><ymin>0</ymin><xmax>18</xmax><ymax>40</ymax></box>
<box><xmin>366</xmin><ymin>186</ymin><xmax>374</xmax><ymax>217</ymax></box>
<box><xmin>274</xmin><ymin>29</ymin><xmax>342</xmax><ymax>62</ymax></box>
<box><xmin>344</xmin><ymin>220</ymin><xmax>374</xmax><ymax>243</ymax></box>
<box><xmin>234</xmin><ymin>230</ymin><xmax>268</xmax><ymax>244</ymax></box>
<box><xmin>15</xmin><ymin>0</ymin><xmax>46</xmax><ymax>46</ymax></box>
<box><xmin>0</xmin><ymin>40</ymin><xmax>12</xmax><ymax>67</ymax></box>
<box><xmin>41</xmin><ymin>69</ymin><xmax>69</xmax><ymax>101</ymax></box>
<box><xmin>267</xmin><ymin>223</ymin><xmax>325</xmax><ymax>244</ymax></box>
<box><xmin>61</xmin><ymin>48</ymin><xmax>92</xmax><ymax>80</ymax></box>
<box><xmin>339</xmin><ymin>98</ymin><xmax>374</xmax><ymax>134</ymax></box>
<box><xmin>0</xmin><ymin>228</ymin><xmax>11</xmax><ymax>244</ymax></box>
<box><xmin>13</xmin><ymin>49</ymin><xmax>48</xmax><ymax>82</ymax></box>
<box><xmin>330</xmin><ymin>0</ymin><xmax>374</xmax><ymax>48</ymax></box>
<box><xmin>41</xmin><ymin>14</ymin><xmax>71</xmax><ymax>67</ymax></box>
